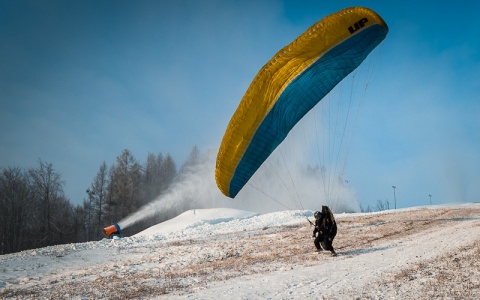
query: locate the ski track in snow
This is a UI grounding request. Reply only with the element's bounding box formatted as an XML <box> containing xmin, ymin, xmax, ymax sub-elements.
<box><xmin>1</xmin><ymin>204</ymin><xmax>479</xmax><ymax>299</ymax></box>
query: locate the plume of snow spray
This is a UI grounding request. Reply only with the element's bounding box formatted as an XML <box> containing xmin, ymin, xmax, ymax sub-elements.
<box><xmin>234</xmin><ymin>157</ymin><xmax>360</xmax><ymax>214</ymax></box>
<box><xmin>118</xmin><ymin>149</ymin><xmax>223</xmax><ymax>230</ymax></box>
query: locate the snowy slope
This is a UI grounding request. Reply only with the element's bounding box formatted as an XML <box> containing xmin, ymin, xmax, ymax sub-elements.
<box><xmin>1</xmin><ymin>204</ymin><xmax>479</xmax><ymax>299</ymax></box>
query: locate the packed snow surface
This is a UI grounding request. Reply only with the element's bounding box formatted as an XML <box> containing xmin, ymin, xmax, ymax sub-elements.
<box><xmin>1</xmin><ymin>203</ymin><xmax>480</xmax><ymax>299</ymax></box>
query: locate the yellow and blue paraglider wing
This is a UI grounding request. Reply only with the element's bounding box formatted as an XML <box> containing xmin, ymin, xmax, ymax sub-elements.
<box><xmin>216</xmin><ymin>7</ymin><xmax>388</xmax><ymax>198</ymax></box>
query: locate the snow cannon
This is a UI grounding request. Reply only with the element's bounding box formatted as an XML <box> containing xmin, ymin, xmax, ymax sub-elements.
<box><xmin>103</xmin><ymin>223</ymin><xmax>122</xmax><ymax>239</ymax></box>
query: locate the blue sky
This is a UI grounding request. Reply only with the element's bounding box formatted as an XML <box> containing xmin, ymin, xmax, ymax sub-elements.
<box><xmin>1</xmin><ymin>0</ymin><xmax>479</xmax><ymax>210</ymax></box>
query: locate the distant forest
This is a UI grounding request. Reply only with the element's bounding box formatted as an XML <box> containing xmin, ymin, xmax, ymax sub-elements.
<box><xmin>0</xmin><ymin>146</ymin><xmax>202</xmax><ymax>255</ymax></box>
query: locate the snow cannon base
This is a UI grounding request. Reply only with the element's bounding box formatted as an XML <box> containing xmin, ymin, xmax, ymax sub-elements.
<box><xmin>103</xmin><ymin>223</ymin><xmax>122</xmax><ymax>239</ymax></box>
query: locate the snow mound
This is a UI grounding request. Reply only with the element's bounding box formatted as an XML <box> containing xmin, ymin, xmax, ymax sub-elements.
<box><xmin>133</xmin><ymin>208</ymin><xmax>259</xmax><ymax>237</ymax></box>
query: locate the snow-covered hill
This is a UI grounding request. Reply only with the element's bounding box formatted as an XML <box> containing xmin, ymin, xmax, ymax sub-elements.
<box><xmin>1</xmin><ymin>204</ymin><xmax>479</xmax><ymax>299</ymax></box>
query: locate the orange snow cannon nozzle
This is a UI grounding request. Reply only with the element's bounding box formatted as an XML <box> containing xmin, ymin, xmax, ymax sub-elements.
<box><xmin>103</xmin><ymin>223</ymin><xmax>121</xmax><ymax>238</ymax></box>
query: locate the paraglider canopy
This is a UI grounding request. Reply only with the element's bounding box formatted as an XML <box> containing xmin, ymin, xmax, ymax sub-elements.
<box><xmin>215</xmin><ymin>7</ymin><xmax>388</xmax><ymax>198</ymax></box>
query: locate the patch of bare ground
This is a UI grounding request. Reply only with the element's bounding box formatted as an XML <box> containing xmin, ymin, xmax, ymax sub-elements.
<box><xmin>337</xmin><ymin>206</ymin><xmax>479</xmax><ymax>253</ymax></box>
<box><xmin>354</xmin><ymin>239</ymin><xmax>480</xmax><ymax>299</ymax></box>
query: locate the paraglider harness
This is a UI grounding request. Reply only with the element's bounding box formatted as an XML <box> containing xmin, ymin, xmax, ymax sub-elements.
<box><xmin>308</xmin><ymin>206</ymin><xmax>336</xmax><ymax>236</ymax></box>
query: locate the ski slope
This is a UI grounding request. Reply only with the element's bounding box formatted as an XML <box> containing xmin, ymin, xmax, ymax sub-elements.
<box><xmin>1</xmin><ymin>203</ymin><xmax>479</xmax><ymax>299</ymax></box>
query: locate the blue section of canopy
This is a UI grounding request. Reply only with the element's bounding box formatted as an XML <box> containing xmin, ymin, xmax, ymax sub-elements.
<box><xmin>229</xmin><ymin>24</ymin><xmax>387</xmax><ymax>197</ymax></box>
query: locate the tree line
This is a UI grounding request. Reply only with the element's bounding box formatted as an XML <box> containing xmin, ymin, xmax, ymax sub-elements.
<box><xmin>0</xmin><ymin>146</ymin><xmax>201</xmax><ymax>255</ymax></box>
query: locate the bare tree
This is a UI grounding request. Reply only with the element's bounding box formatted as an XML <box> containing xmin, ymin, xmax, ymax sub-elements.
<box><xmin>160</xmin><ymin>153</ymin><xmax>176</xmax><ymax>191</ymax></box>
<box><xmin>71</xmin><ymin>204</ymin><xmax>87</xmax><ymax>242</ymax></box>
<box><xmin>143</xmin><ymin>152</ymin><xmax>160</xmax><ymax>204</ymax></box>
<box><xmin>179</xmin><ymin>146</ymin><xmax>200</xmax><ymax>174</ymax></box>
<box><xmin>28</xmin><ymin>159</ymin><xmax>65</xmax><ymax>247</ymax></box>
<box><xmin>51</xmin><ymin>195</ymin><xmax>75</xmax><ymax>244</ymax></box>
<box><xmin>106</xmin><ymin>149</ymin><xmax>142</xmax><ymax>222</ymax></box>
<box><xmin>0</xmin><ymin>167</ymin><xmax>31</xmax><ymax>254</ymax></box>
<box><xmin>89</xmin><ymin>161</ymin><xmax>109</xmax><ymax>238</ymax></box>
<box><xmin>376</xmin><ymin>199</ymin><xmax>390</xmax><ymax>211</ymax></box>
